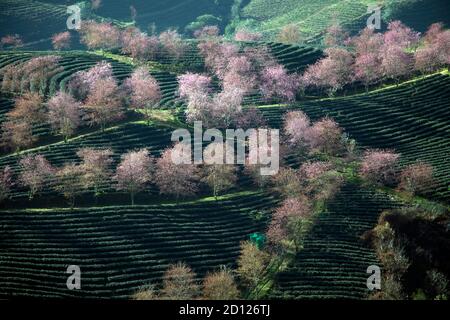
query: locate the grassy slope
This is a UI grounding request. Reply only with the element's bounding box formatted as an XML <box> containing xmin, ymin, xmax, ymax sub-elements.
<box><xmin>270</xmin><ymin>184</ymin><xmax>401</xmax><ymax>299</ymax></box>
<box><xmin>0</xmin><ymin>191</ymin><xmax>276</xmax><ymax>298</ymax></box>
<box><xmin>259</xmin><ymin>71</ymin><xmax>450</xmax><ymax>203</ymax></box>
<box><xmin>236</xmin><ymin>0</ymin><xmax>450</xmax><ymax>42</ymax></box>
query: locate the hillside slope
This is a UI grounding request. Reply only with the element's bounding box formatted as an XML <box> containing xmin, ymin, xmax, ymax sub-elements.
<box><xmin>0</xmin><ymin>192</ymin><xmax>275</xmax><ymax>298</ymax></box>
<box><xmin>234</xmin><ymin>0</ymin><xmax>450</xmax><ymax>42</ymax></box>
<box><xmin>270</xmin><ymin>184</ymin><xmax>400</xmax><ymax>299</ymax></box>
<box><xmin>259</xmin><ymin>72</ymin><xmax>450</xmax><ymax>203</ymax></box>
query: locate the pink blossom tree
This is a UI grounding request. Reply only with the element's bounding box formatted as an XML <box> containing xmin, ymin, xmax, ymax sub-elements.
<box><xmin>84</xmin><ymin>77</ymin><xmax>125</xmax><ymax>130</ymax></box>
<box><xmin>397</xmin><ymin>162</ymin><xmax>434</xmax><ymax>196</ymax></box>
<box><xmin>306</xmin><ymin>117</ymin><xmax>344</xmax><ymax>156</ymax></box>
<box><xmin>198</xmin><ymin>41</ymin><xmax>239</xmax><ymax>78</ymax></box>
<box><xmin>354</xmin><ymin>53</ymin><xmax>383</xmax><ymax>92</ymax></box>
<box><xmin>267</xmin><ymin>197</ymin><xmax>312</xmax><ymax>251</ymax></box>
<box><xmin>124</xmin><ymin>67</ymin><xmax>162</xmax><ymax>124</ymax></box>
<box><xmin>211</xmin><ymin>87</ymin><xmax>244</xmax><ymax>128</ymax></box>
<box><xmin>351</xmin><ymin>28</ymin><xmax>384</xmax><ymax>56</ymax></box>
<box><xmin>79</xmin><ymin>20</ymin><xmax>121</xmax><ymax>50</ymax></box>
<box><xmin>77</xmin><ymin>148</ymin><xmax>114</xmax><ymax>198</ymax></box>
<box><xmin>414</xmin><ymin>45</ymin><xmax>442</xmax><ymax>75</ymax></box>
<box><xmin>235</xmin><ymin>106</ymin><xmax>266</xmax><ymax>130</ymax></box>
<box><xmin>181</xmin><ymin>82</ymin><xmax>244</xmax><ymax>128</ymax></box>
<box><xmin>243</xmin><ymin>46</ymin><xmax>278</xmax><ymax>71</ymax></box>
<box><xmin>415</xmin><ymin>23</ymin><xmax>450</xmax><ymax>74</ymax></box>
<box><xmin>161</xmin><ymin>262</ymin><xmax>200</xmax><ymax>300</ymax></box>
<box><xmin>194</xmin><ymin>26</ymin><xmax>220</xmax><ymax>39</ymax></box>
<box><xmin>359</xmin><ymin>149</ymin><xmax>400</xmax><ymax>186</ymax></box>
<box><xmin>283</xmin><ymin>111</ymin><xmax>311</xmax><ymax>147</ymax></box>
<box><xmin>159</xmin><ymin>29</ymin><xmax>187</xmax><ymax>61</ymax></box>
<box><xmin>380</xmin><ymin>44</ymin><xmax>413</xmax><ymax>84</ymax></box>
<box><xmin>260</xmin><ymin>65</ymin><xmax>298</xmax><ymax>102</ymax></box>
<box><xmin>121</xmin><ymin>27</ymin><xmax>159</xmax><ymax>61</ymax></box>
<box><xmin>177</xmin><ymin>73</ymin><xmax>212</xmax><ymax>100</ymax></box>
<box><xmin>68</xmin><ymin>61</ymin><xmax>114</xmax><ymax>101</ymax></box>
<box><xmin>1</xmin><ymin>55</ymin><xmax>62</xmax><ymax>95</ymax></box>
<box><xmin>383</xmin><ymin>21</ymin><xmax>420</xmax><ymax>49</ymax></box>
<box><xmin>8</xmin><ymin>92</ymin><xmax>46</xmax><ymax>125</ymax></box>
<box><xmin>350</xmin><ymin>28</ymin><xmax>384</xmax><ymax>91</ymax></box>
<box><xmin>0</xmin><ymin>166</ymin><xmax>14</xmax><ymax>204</ymax></box>
<box><xmin>47</xmin><ymin>91</ymin><xmax>83</xmax><ymax>141</ymax></box>
<box><xmin>154</xmin><ymin>143</ymin><xmax>199</xmax><ymax>201</ymax></box>
<box><xmin>300</xmin><ymin>162</ymin><xmax>343</xmax><ymax>202</ymax></box>
<box><xmin>0</xmin><ymin>34</ymin><xmax>23</xmax><ymax>49</ymax></box>
<box><xmin>184</xmin><ymin>90</ymin><xmax>214</xmax><ymax>125</ymax></box>
<box><xmin>324</xmin><ymin>21</ymin><xmax>349</xmax><ymax>47</ymax></box>
<box><xmin>52</xmin><ymin>32</ymin><xmax>71</xmax><ymax>50</ymax></box>
<box><xmin>19</xmin><ymin>155</ymin><xmax>55</xmax><ymax>199</ymax></box>
<box><xmin>1</xmin><ymin>120</ymin><xmax>36</xmax><ymax>152</ymax></box>
<box><xmin>234</xmin><ymin>29</ymin><xmax>262</xmax><ymax>42</ymax></box>
<box><xmin>201</xmin><ymin>142</ymin><xmax>237</xmax><ymax>199</ymax></box>
<box><xmin>114</xmin><ymin>149</ymin><xmax>153</xmax><ymax>205</ymax></box>
<box><xmin>299</xmin><ymin>161</ymin><xmax>333</xmax><ymax>181</ymax></box>
<box><xmin>302</xmin><ymin>48</ymin><xmax>354</xmax><ymax>96</ymax></box>
<box><xmin>222</xmin><ymin>55</ymin><xmax>256</xmax><ymax>94</ymax></box>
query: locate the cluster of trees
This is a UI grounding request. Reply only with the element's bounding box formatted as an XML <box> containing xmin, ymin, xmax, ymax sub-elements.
<box><xmin>177</xmin><ymin>34</ymin><xmax>298</xmax><ymax>128</ymax></box>
<box><xmin>303</xmin><ymin>21</ymin><xmax>450</xmax><ymax>95</ymax></box>
<box><xmin>260</xmin><ymin>111</ymin><xmax>351</xmax><ymax>253</ymax></box>
<box><xmin>1</xmin><ymin>55</ymin><xmax>63</xmax><ymax>95</ymax></box>
<box><xmin>0</xmin><ymin>142</ymin><xmax>239</xmax><ymax>206</ymax></box>
<box><xmin>48</xmin><ymin>21</ymin><xmax>189</xmax><ymax>62</ymax></box>
<box><xmin>75</xmin><ymin>21</ymin><xmax>188</xmax><ymax>62</ymax></box>
<box><xmin>1</xmin><ymin>61</ymin><xmax>163</xmax><ymax>151</ymax></box>
<box><xmin>0</xmin><ymin>34</ymin><xmax>23</xmax><ymax>49</ymax></box>
<box><xmin>133</xmin><ymin>263</ymin><xmax>240</xmax><ymax>300</ymax></box>
<box><xmin>359</xmin><ymin>149</ymin><xmax>435</xmax><ymax>196</ymax></box>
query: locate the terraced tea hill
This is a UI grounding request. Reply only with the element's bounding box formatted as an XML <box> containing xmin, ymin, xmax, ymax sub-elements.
<box><xmin>259</xmin><ymin>73</ymin><xmax>450</xmax><ymax>202</ymax></box>
<box><xmin>0</xmin><ymin>191</ymin><xmax>276</xmax><ymax>298</ymax></box>
<box><xmin>270</xmin><ymin>184</ymin><xmax>401</xmax><ymax>299</ymax></box>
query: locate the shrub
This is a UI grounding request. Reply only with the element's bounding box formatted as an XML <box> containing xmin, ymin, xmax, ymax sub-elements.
<box><xmin>235</xmin><ymin>29</ymin><xmax>262</xmax><ymax>42</ymax></box>
<box><xmin>398</xmin><ymin>162</ymin><xmax>434</xmax><ymax>196</ymax></box>
<box><xmin>113</xmin><ymin>149</ymin><xmax>153</xmax><ymax>206</ymax></box>
<box><xmin>79</xmin><ymin>20</ymin><xmax>121</xmax><ymax>50</ymax></box>
<box><xmin>52</xmin><ymin>32</ymin><xmax>71</xmax><ymax>50</ymax></box>
<box><xmin>77</xmin><ymin>148</ymin><xmax>114</xmax><ymax>198</ymax></box>
<box><xmin>359</xmin><ymin>150</ymin><xmax>400</xmax><ymax>186</ymax></box>
<box><xmin>203</xmin><ymin>269</ymin><xmax>240</xmax><ymax>300</ymax></box>
<box><xmin>154</xmin><ymin>143</ymin><xmax>199</xmax><ymax>200</ymax></box>
<box><xmin>161</xmin><ymin>262</ymin><xmax>199</xmax><ymax>300</ymax></box>
<box><xmin>47</xmin><ymin>91</ymin><xmax>83</xmax><ymax>141</ymax></box>
<box><xmin>19</xmin><ymin>155</ymin><xmax>55</xmax><ymax>199</ymax></box>
<box><xmin>277</xmin><ymin>24</ymin><xmax>301</xmax><ymax>44</ymax></box>
<box><xmin>237</xmin><ymin>241</ymin><xmax>270</xmax><ymax>289</ymax></box>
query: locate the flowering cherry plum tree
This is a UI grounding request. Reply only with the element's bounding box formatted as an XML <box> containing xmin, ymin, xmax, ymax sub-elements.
<box><xmin>114</xmin><ymin>149</ymin><xmax>153</xmax><ymax>206</ymax></box>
